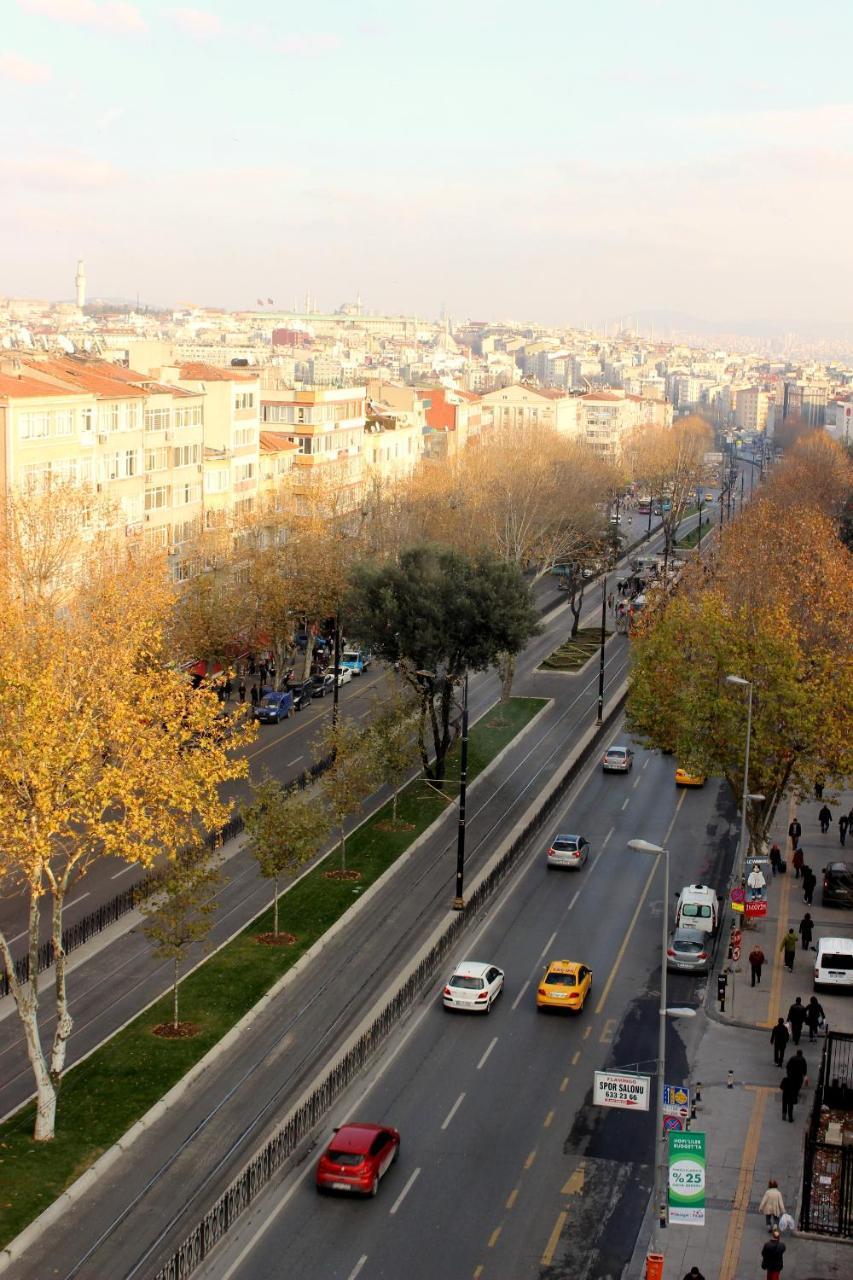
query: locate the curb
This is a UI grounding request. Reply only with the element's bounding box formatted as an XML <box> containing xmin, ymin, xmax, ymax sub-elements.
<box><xmin>0</xmin><ymin>696</ymin><xmax>553</xmax><ymax>1273</ymax></box>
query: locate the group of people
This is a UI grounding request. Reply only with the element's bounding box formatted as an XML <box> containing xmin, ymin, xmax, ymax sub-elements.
<box><xmin>816</xmin><ymin>802</ymin><xmax>852</xmax><ymax>844</ymax></box>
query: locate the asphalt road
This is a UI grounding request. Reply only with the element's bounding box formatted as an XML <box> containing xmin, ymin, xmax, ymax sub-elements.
<box><xmin>200</xmin><ymin>744</ymin><xmax>737</xmax><ymax>1280</ymax></box>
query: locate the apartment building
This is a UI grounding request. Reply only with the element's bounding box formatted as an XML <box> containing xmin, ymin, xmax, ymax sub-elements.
<box><xmin>576</xmin><ymin>389</ymin><xmax>673</xmax><ymax>459</ymax></box>
<box><xmin>421</xmin><ymin>387</ymin><xmax>490</xmax><ymax>459</ymax></box>
<box><xmin>479</xmin><ymin>384</ymin><xmax>580</xmax><ymax>437</ymax></box>
<box><xmin>259</xmin><ymin>384</ymin><xmax>366</xmax><ymax>510</ymax></box>
<box><xmin>735</xmin><ymin>387</ymin><xmax>771</xmax><ymax>434</ymax></box>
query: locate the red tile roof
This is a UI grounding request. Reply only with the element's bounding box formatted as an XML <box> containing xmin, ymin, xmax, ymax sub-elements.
<box><xmin>0</xmin><ymin>373</ymin><xmax>82</xmax><ymax>399</ymax></box>
<box><xmin>259</xmin><ymin>431</ymin><xmax>299</xmax><ymax>453</ymax></box>
<box><xmin>22</xmin><ymin>359</ymin><xmax>147</xmax><ymax>397</ymax></box>
<box><xmin>179</xmin><ymin>363</ymin><xmax>256</xmax><ymax>383</ymax></box>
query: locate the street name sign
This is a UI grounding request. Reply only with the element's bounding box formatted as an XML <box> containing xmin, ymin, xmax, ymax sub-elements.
<box><xmin>593</xmin><ymin>1070</ymin><xmax>651</xmax><ymax>1111</ymax></box>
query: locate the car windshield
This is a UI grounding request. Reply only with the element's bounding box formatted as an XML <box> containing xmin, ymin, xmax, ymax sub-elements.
<box><xmin>342</xmin><ymin>651</ymin><xmax>358</xmax><ymax>662</ymax></box>
<box><xmin>546</xmin><ymin>971</ymin><xmax>575</xmax><ymax>985</ymax></box>
<box><xmin>607</xmin><ymin>749</ymin><xmax>627</xmax><ymax>759</ymax></box>
<box><xmin>821</xmin><ymin>953</ymin><xmax>853</xmax><ymax>969</ymax></box>
<box><xmin>450</xmin><ymin>975</ymin><xmax>484</xmax><ymax>989</ymax></box>
<box><xmin>681</xmin><ymin>904</ymin><xmax>711</xmax><ymax>918</ymax></box>
<box><xmin>259</xmin><ymin>695</ymin><xmax>279</xmax><ymax>706</ymax></box>
<box><xmin>326</xmin><ymin>1150</ymin><xmax>363</xmax><ymax>1166</ymax></box>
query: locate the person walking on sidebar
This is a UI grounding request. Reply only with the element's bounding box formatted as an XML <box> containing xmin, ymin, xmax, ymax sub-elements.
<box><xmin>799</xmin><ymin>912</ymin><xmax>814</xmax><ymax>952</ymax></box>
<box><xmin>801</xmin><ymin>864</ymin><xmax>816</xmax><ymax>906</ymax></box>
<box><xmin>780</xmin><ymin>928</ymin><xmax>797</xmax><ymax>971</ymax></box>
<box><xmin>818</xmin><ymin>804</ymin><xmax>832</xmax><ymax>834</ymax></box>
<box><xmin>771</xmin><ymin>1018</ymin><xmax>790</xmax><ymax>1067</ymax></box>
<box><xmin>769</xmin><ymin>841</ymin><xmax>783</xmax><ymax>875</ymax></box>
<box><xmin>788</xmin><ymin>816</ymin><xmax>802</xmax><ymax>849</ymax></box>
<box><xmin>791</xmin><ymin>845</ymin><xmax>804</xmax><ymax>879</ymax></box>
<box><xmin>761</xmin><ymin>1227</ymin><xmax>786</xmax><ymax>1277</ymax></box>
<box><xmin>787</xmin><ymin>997</ymin><xmax>807</xmax><ymax>1045</ymax></box>
<box><xmin>780</xmin><ymin>1073</ymin><xmax>798</xmax><ymax>1122</ymax></box>
<box><xmin>749</xmin><ymin>945</ymin><xmax>765</xmax><ymax>986</ymax></box>
<box><xmin>840</xmin><ymin>812</ymin><xmax>849</xmax><ymax>846</ymax></box>
<box><xmin>682</xmin><ymin>1269</ymin><xmax>705</xmax><ymax>1280</ymax></box>
<box><xmin>805</xmin><ymin>995</ymin><xmax>825</xmax><ymax>1042</ymax></box>
<box><xmin>785</xmin><ymin>1048</ymin><xmax>808</xmax><ymax>1101</ymax></box>
<box><xmin>758</xmin><ymin>1180</ymin><xmax>785</xmax><ymax>1232</ymax></box>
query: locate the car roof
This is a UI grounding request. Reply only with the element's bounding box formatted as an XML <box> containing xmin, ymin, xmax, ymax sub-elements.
<box><xmin>679</xmin><ymin>884</ymin><xmax>716</xmax><ymax>898</ymax></box>
<box><xmin>826</xmin><ymin>862</ymin><xmax>853</xmax><ymax>873</ymax></box>
<box><xmin>816</xmin><ymin>936</ymin><xmax>853</xmax><ymax>953</ymax></box>
<box><xmin>451</xmin><ymin>961</ymin><xmax>493</xmax><ymax>978</ymax></box>
<box><xmin>544</xmin><ymin>960</ymin><xmax>583</xmax><ymax>975</ymax></box>
<box><xmin>330</xmin><ymin>1123</ymin><xmax>386</xmax><ymax>1153</ymax></box>
<box><xmin>672</xmin><ymin>927</ymin><xmax>706</xmax><ymax>942</ymax></box>
<box><xmin>606</xmin><ymin>745</ymin><xmax>629</xmax><ymax>753</ymax></box>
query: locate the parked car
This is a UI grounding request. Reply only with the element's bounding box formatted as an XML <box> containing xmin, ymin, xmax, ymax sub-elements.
<box><xmin>821</xmin><ymin>862</ymin><xmax>853</xmax><ymax>908</ymax></box>
<box><xmin>340</xmin><ymin>648</ymin><xmax>373</xmax><ymax>676</ymax></box>
<box><xmin>334</xmin><ymin>665</ymin><xmax>352</xmax><ymax>686</ymax></box>
<box><xmin>813</xmin><ymin>937</ymin><xmax>853</xmax><ymax>990</ymax></box>
<box><xmin>315</xmin><ymin>1122</ymin><xmax>400</xmax><ymax>1197</ymax></box>
<box><xmin>442</xmin><ymin>961</ymin><xmax>504</xmax><ymax>1013</ymax></box>
<box><xmin>602</xmin><ymin>745</ymin><xmax>634</xmax><ymax>772</ymax></box>
<box><xmin>286</xmin><ymin>679</ymin><xmax>318</xmax><ymax>710</ymax></box>
<box><xmin>674</xmin><ymin>884</ymin><xmax>720</xmax><ymax>935</ymax></box>
<box><xmin>666</xmin><ymin>926</ymin><xmax>711</xmax><ymax>973</ymax></box>
<box><xmin>546</xmin><ymin>833</ymin><xmax>590</xmax><ymax>870</ymax></box>
<box><xmin>253</xmin><ymin>690</ymin><xmax>293</xmax><ymax>723</ymax></box>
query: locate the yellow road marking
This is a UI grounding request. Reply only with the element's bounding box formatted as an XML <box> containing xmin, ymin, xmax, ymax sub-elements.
<box><xmin>763</xmin><ymin>857</ymin><xmax>792</xmax><ymax>1027</ymax></box>
<box><xmin>560</xmin><ymin>1076</ymin><xmax>569</xmax><ymax>1092</ymax></box>
<box><xmin>544</xmin><ymin>1109</ymin><xmax>554</xmax><ymax>1128</ymax></box>
<box><xmin>571</xmin><ymin>1050</ymin><xmax>580</xmax><ymax>1065</ymax></box>
<box><xmin>561</xmin><ymin>1162</ymin><xmax>585</xmax><ymax>1196</ymax></box>
<box><xmin>599</xmin><ymin>1018</ymin><xmax>617</xmax><ymax>1043</ymax></box>
<box><xmin>594</xmin><ymin>853</ymin><xmax>659</xmax><ymax>1015</ymax></box>
<box><xmin>718</xmin><ymin>1088</ymin><xmax>770</xmax><ymax>1280</ymax></box>
<box><xmin>488</xmin><ymin>1227</ymin><xmax>501</xmax><ymax>1249</ymax></box>
<box><xmin>473</xmin><ymin>1267</ymin><xmax>484</xmax><ymax>1278</ymax></box>
<box><xmin>524</xmin><ymin>1149</ymin><xmax>537</xmax><ymax>1170</ymax></box>
<box><xmin>505</xmin><ymin>1188</ymin><xmax>518</xmax><ymax>1210</ymax></box>
<box><xmin>541</xmin><ymin>1210</ymin><xmax>567</xmax><ymax>1266</ymax></box>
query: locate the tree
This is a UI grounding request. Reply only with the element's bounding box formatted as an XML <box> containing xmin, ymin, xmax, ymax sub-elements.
<box><xmin>315</xmin><ymin>717</ymin><xmax>381</xmax><ymax>870</ymax></box>
<box><xmin>0</xmin><ymin>486</ymin><xmax>249</xmax><ymax>1139</ymax></box>
<box><xmin>347</xmin><ymin>544</ymin><xmax>539</xmax><ymax>782</ymax></box>
<box><xmin>367</xmin><ymin>687</ymin><xmax>421</xmax><ymax>826</ymax></box>
<box><xmin>630</xmin><ymin>416</ymin><xmax>713</xmax><ymax>568</ymax></box>
<box><xmin>242</xmin><ymin>774</ymin><xmax>330</xmax><ymax>932</ymax></box>
<box><xmin>171</xmin><ymin>521</ymin><xmax>242</xmax><ymax>673</ymax></box>
<box><xmin>140</xmin><ymin>844</ymin><xmax>224</xmax><ymax>1032</ymax></box>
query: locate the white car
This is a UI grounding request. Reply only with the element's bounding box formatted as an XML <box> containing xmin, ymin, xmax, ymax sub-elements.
<box><xmin>602</xmin><ymin>745</ymin><xmax>634</xmax><ymax>772</ymax></box>
<box><xmin>442</xmin><ymin>961</ymin><xmax>504</xmax><ymax>1014</ymax></box>
<box><xmin>546</xmin><ymin>833</ymin><xmax>590</xmax><ymax>869</ymax></box>
<box><xmin>333</xmin><ymin>666</ymin><xmax>353</xmax><ymax>686</ymax></box>
<box><xmin>814</xmin><ymin>937</ymin><xmax>853</xmax><ymax>991</ymax></box>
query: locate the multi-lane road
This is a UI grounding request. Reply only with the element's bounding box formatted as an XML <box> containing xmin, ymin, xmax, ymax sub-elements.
<box><xmin>201</xmin><ymin>741</ymin><xmax>736</xmax><ymax>1280</ymax></box>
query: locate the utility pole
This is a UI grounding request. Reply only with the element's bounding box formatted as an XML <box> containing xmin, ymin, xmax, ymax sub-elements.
<box><xmin>596</xmin><ymin>575</ymin><xmax>607</xmax><ymax>725</ymax></box>
<box><xmin>452</xmin><ymin>673</ymin><xmax>469</xmax><ymax>910</ymax></box>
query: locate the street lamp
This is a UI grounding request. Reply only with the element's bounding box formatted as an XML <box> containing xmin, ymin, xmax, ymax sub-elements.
<box><xmin>627</xmin><ymin>838</ymin><xmax>670</xmax><ymax>1235</ymax></box>
<box><xmin>452</xmin><ymin>671</ymin><xmax>469</xmax><ymax>910</ymax></box>
<box><xmin>596</xmin><ymin>573</ymin><xmax>607</xmax><ymax>725</ymax></box>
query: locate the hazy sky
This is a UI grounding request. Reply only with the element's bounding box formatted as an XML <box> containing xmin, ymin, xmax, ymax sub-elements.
<box><xmin>1</xmin><ymin>0</ymin><xmax>851</xmax><ymax>327</ymax></box>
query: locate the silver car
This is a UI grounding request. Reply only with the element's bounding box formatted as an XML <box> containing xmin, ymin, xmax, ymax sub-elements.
<box><xmin>666</xmin><ymin>927</ymin><xmax>710</xmax><ymax>973</ymax></box>
<box><xmin>602</xmin><ymin>745</ymin><xmax>634</xmax><ymax>772</ymax></box>
<box><xmin>546</xmin><ymin>834</ymin><xmax>590</xmax><ymax>869</ymax></box>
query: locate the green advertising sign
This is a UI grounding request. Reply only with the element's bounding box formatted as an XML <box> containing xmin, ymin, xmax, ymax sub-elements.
<box><xmin>668</xmin><ymin>1131</ymin><xmax>706</xmax><ymax>1226</ymax></box>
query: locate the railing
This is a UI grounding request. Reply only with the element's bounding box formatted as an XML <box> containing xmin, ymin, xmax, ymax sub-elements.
<box><xmin>152</xmin><ymin>705</ymin><xmax>612</xmax><ymax>1280</ymax></box>
<box><xmin>800</xmin><ymin>1030</ymin><xmax>853</xmax><ymax>1237</ymax></box>
<box><xmin>1</xmin><ymin>752</ymin><xmax>335</xmax><ymax>1000</ymax></box>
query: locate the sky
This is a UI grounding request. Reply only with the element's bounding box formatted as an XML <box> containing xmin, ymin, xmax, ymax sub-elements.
<box><xmin>1</xmin><ymin>0</ymin><xmax>852</xmax><ymax>330</ymax></box>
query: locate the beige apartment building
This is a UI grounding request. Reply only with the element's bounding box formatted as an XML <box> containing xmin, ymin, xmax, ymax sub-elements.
<box><xmin>735</xmin><ymin>386</ymin><xmax>771</xmax><ymax>434</ymax></box>
<box><xmin>576</xmin><ymin>390</ymin><xmax>673</xmax><ymax>459</ymax></box>
<box><xmin>259</xmin><ymin>384</ymin><xmax>366</xmax><ymax>511</ymax></box>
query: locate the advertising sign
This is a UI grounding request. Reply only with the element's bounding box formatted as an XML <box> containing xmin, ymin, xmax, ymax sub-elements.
<box><xmin>744</xmin><ymin>899</ymin><xmax>768</xmax><ymax>919</ymax></box>
<box><xmin>593</xmin><ymin>1070</ymin><xmax>651</xmax><ymax>1111</ymax></box>
<box><xmin>668</xmin><ymin>1132</ymin><xmax>706</xmax><ymax>1225</ymax></box>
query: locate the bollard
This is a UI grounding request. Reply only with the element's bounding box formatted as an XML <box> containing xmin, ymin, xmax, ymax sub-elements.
<box><xmin>695</xmin><ymin>1080</ymin><xmax>702</xmax><ymax>1103</ymax></box>
<box><xmin>645</xmin><ymin>1253</ymin><xmax>664</xmax><ymax>1280</ymax></box>
<box><xmin>727</xmin><ymin>1069</ymin><xmax>734</xmax><ymax>1088</ymax></box>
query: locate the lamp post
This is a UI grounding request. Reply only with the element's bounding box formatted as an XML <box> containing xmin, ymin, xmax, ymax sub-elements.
<box><xmin>596</xmin><ymin>574</ymin><xmax>607</xmax><ymax>725</ymax></box>
<box><xmin>452</xmin><ymin>671</ymin><xmax>469</xmax><ymax>910</ymax></box>
<box><xmin>627</xmin><ymin>838</ymin><xmax>670</xmax><ymax>1237</ymax></box>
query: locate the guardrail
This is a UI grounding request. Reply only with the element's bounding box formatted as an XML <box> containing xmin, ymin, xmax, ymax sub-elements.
<box><xmin>151</xmin><ymin>698</ymin><xmax>621</xmax><ymax>1280</ymax></box>
<box><xmin>1</xmin><ymin>753</ymin><xmax>335</xmax><ymax>1000</ymax></box>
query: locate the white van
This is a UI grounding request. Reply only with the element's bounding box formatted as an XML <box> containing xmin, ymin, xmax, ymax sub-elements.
<box><xmin>813</xmin><ymin>937</ymin><xmax>853</xmax><ymax>991</ymax></box>
<box><xmin>674</xmin><ymin>884</ymin><xmax>720</xmax><ymax>936</ymax></box>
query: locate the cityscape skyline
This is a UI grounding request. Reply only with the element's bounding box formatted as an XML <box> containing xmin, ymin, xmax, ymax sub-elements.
<box><xmin>1</xmin><ymin>1</ymin><xmax>851</xmax><ymax>330</ymax></box>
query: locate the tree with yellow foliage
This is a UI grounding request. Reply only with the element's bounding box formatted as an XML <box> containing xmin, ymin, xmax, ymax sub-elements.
<box><xmin>629</xmin><ymin>415</ymin><xmax>713</xmax><ymax>567</ymax></box>
<box><xmin>0</xmin><ymin>485</ymin><xmax>249</xmax><ymax>1139</ymax></box>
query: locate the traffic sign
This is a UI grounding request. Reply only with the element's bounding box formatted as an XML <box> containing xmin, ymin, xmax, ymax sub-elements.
<box><xmin>731</xmin><ymin>886</ymin><xmax>745</xmax><ymax>904</ymax></box>
<box><xmin>663</xmin><ymin>1115</ymin><xmax>683</xmax><ymax>1133</ymax></box>
<box><xmin>593</xmin><ymin>1071</ymin><xmax>651</xmax><ymax>1111</ymax></box>
<box><xmin>664</xmin><ymin>1085</ymin><xmax>690</xmax><ymax>1107</ymax></box>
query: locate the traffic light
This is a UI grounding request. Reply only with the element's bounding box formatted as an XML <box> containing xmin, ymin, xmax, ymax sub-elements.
<box><xmin>717</xmin><ymin>973</ymin><xmax>727</xmax><ymax>1010</ymax></box>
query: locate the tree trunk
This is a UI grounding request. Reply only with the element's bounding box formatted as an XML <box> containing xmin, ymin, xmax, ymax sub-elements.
<box><xmin>301</xmin><ymin>633</ymin><xmax>315</xmax><ymax>683</ymax></box>
<box><xmin>497</xmin><ymin>651</ymin><xmax>515</xmax><ymax>703</ymax></box>
<box><xmin>392</xmin><ymin>785</ymin><xmax>399</xmax><ymax>824</ymax></box>
<box><xmin>0</xmin><ymin>890</ymin><xmax>58</xmax><ymax>1141</ymax></box>
<box><xmin>273</xmin><ymin>874</ymin><xmax>279</xmax><ymax>935</ymax></box>
<box><xmin>48</xmin><ymin>886</ymin><xmax>72</xmax><ymax>1086</ymax></box>
<box><xmin>569</xmin><ymin>580</ymin><xmax>584</xmax><ymax>638</ymax></box>
<box><xmin>173</xmin><ymin>956</ymin><xmax>180</xmax><ymax>1029</ymax></box>
<box><xmin>340</xmin><ymin>823</ymin><xmax>347</xmax><ymax>871</ymax></box>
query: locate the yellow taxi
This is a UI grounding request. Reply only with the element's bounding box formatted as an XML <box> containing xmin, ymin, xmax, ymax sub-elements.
<box><xmin>675</xmin><ymin>767</ymin><xmax>706</xmax><ymax>787</ymax></box>
<box><xmin>536</xmin><ymin>960</ymin><xmax>592</xmax><ymax>1013</ymax></box>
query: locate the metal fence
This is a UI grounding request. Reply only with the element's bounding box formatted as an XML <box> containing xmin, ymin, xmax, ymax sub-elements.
<box><xmin>152</xmin><ymin>714</ymin><xmax>609</xmax><ymax>1280</ymax></box>
<box><xmin>800</xmin><ymin>1030</ymin><xmax>853</xmax><ymax>1237</ymax></box>
<box><xmin>1</xmin><ymin>752</ymin><xmax>335</xmax><ymax>1001</ymax></box>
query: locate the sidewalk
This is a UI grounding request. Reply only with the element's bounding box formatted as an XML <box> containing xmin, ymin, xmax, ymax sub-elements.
<box><xmin>626</xmin><ymin>785</ymin><xmax>853</xmax><ymax>1279</ymax></box>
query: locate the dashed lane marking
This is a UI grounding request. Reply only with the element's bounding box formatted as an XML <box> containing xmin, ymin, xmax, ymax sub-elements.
<box><xmin>621</xmin><ymin>797</ymin><xmax>630</xmax><ymax>810</ymax></box>
<box><xmin>602</xmin><ymin>826</ymin><xmax>614</xmax><ymax>846</ymax></box>
<box><xmin>488</xmin><ymin>1227</ymin><xmax>502</xmax><ymax>1249</ymax></box>
<box><xmin>571</xmin><ymin>1051</ymin><xmax>580</xmax><ymax>1065</ymax></box>
<box><xmin>582</xmin><ymin>1026</ymin><xmax>592</xmax><ymax>1040</ymax></box>
<box><xmin>477</xmin><ymin>1037</ymin><xmax>498</xmax><ymax>1070</ymax></box>
<box><xmin>347</xmin><ymin>1256</ymin><xmax>368</xmax><ymax>1280</ymax></box>
<box><xmin>506</xmin><ymin>1188</ymin><xmax>519</xmax><ymax>1209</ymax></box>
<box><xmin>541</xmin><ymin>1210</ymin><xmax>568</xmax><ymax>1266</ymax></box>
<box><xmin>540</xmin><ymin>931</ymin><xmax>558</xmax><ymax>958</ymax></box>
<box><xmin>441</xmin><ymin>1092</ymin><xmax>466</xmax><ymax>1131</ymax></box>
<box><xmin>389</xmin><ymin>1167</ymin><xmax>421</xmax><ymax>1216</ymax></box>
<box><xmin>524</xmin><ymin>1149</ymin><xmax>537</xmax><ymax>1170</ymax></box>
<box><xmin>632</xmin><ymin>774</ymin><xmax>642</xmax><ymax>789</ymax></box>
<box><xmin>544</xmin><ymin>1109</ymin><xmax>554</xmax><ymax>1128</ymax></box>
<box><xmin>560</xmin><ymin>1076</ymin><xmax>569</xmax><ymax>1092</ymax></box>
<box><xmin>599</xmin><ymin>1018</ymin><xmax>617</xmax><ymax>1043</ymax></box>
<box><xmin>511</xmin><ymin>980</ymin><xmax>530</xmax><ymax>1011</ymax></box>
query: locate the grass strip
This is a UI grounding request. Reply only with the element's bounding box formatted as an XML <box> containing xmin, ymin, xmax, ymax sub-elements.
<box><xmin>0</xmin><ymin>696</ymin><xmax>545</xmax><ymax>1247</ymax></box>
<box><xmin>539</xmin><ymin>627</ymin><xmax>611</xmax><ymax>672</ymax></box>
<box><xmin>675</xmin><ymin>517</ymin><xmax>711</xmax><ymax>549</ymax></box>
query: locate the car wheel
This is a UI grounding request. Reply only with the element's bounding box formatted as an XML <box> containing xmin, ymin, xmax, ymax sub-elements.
<box><xmin>392</xmin><ymin>1142</ymin><xmax>400</xmax><ymax>1164</ymax></box>
<box><xmin>484</xmin><ymin>998</ymin><xmax>492</xmax><ymax>1014</ymax></box>
<box><xmin>370</xmin><ymin>1176</ymin><xmax>379</xmax><ymax>1197</ymax></box>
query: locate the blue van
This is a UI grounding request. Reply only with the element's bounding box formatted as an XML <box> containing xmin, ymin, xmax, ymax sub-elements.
<box><xmin>254</xmin><ymin>690</ymin><xmax>293</xmax><ymax>723</ymax></box>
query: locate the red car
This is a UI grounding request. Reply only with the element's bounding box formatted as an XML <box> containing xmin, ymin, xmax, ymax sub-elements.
<box><xmin>316</xmin><ymin>1122</ymin><xmax>400</xmax><ymax>1196</ymax></box>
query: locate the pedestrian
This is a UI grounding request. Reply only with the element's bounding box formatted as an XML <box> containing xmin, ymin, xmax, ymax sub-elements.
<box><xmin>814</xmin><ymin>778</ymin><xmax>824</xmax><ymax>800</ymax></box>
<box><xmin>682</xmin><ymin>1270</ymin><xmax>705</xmax><ymax>1280</ymax></box>
<box><xmin>250</xmin><ymin>683</ymin><xmax>259</xmax><ymax>709</ymax></box>
<box><xmin>607</xmin><ymin>592</ymin><xmax>614</xmax><ymax>611</ymax></box>
<box><xmin>258</xmin><ymin>661</ymin><xmax>268</xmax><ymax>686</ymax></box>
<box><xmin>268</xmin><ymin>660</ymin><xmax>276</xmax><ymax>685</ymax></box>
<box><xmin>791</xmin><ymin>846</ymin><xmax>804</xmax><ymax>879</ymax></box>
<box><xmin>785</xmin><ymin>1048</ymin><xmax>808</xmax><ymax>1100</ymax></box>
<box><xmin>788</xmin><ymin>817</ymin><xmax>802</xmax><ymax>849</ymax></box>
<box><xmin>758</xmin><ymin>1179</ymin><xmax>785</xmax><ymax>1232</ymax></box>
<box><xmin>805</xmin><ymin>995</ymin><xmax>825</xmax><ymax>1042</ymax></box>
<box><xmin>238</xmin><ymin>678</ymin><xmax>246</xmax><ymax>704</ymax></box>
<box><xmin>761</xmin><ymin>1227</ymin><xmax>786</xmax><ymax>1275</ymax></box>
<box><xmin>787</xmin><ymin>996</ymin><xmax>807</xmax><ymax>1045</ymax></box>
<box><xmin>780</xmin><ymin>929</ymin><xmax>797</xmax><ymax>972</ymax></box>
<box><xmin>224</xmin><ymin>675</ymin><xmax>233</xmax><ymax>702</ymax></box>
<box><xmin>801</xmin><ymin>864</ymin><xmax>816</xmax><ymax>905</ymax></box>
<box><xmin>780</xmin><ymin>1074</ymin><xmax>798</xmax><ymax>1123</ymax></box>
<box><xmin>798</xmin><ymin>912</ymin><xmax>814</xmax><ymax>952</ymax></box>
<box><xmin>769</xmin><ymin>842</ymin><xmax>783</xmax><ymax>876</ymax></box>
<box><xmin>749</xmin><ymin>945</ymin><xmax>766</xmax><ymax>987</ymax></box>
<box><xmin>840</xmin><ymin>813</ymin><xmax>849</xmax><ymax>846</ymax></box>
<box><xmin>748</xmin><ymin>865</ymin><xmax>766</xmax><ymax>899</ymax></box>
<box><xmin>818</xmin><ymin>804</ymin><xmax>832</xmax><ymax>834</ymax></box>
<box><xmin>771</xmin><ymin>1018</ymin><xmax>790</xmax><ymax>1067</ymax></box>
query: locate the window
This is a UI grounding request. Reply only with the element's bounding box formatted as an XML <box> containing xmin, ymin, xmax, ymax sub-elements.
<box><xmin>125</xmin><ymin>449</ymin><xmax>137</xmax><ymax>477</ymax></box>
<box><xmin>234</xmin><ymin>391</ymin><xmax>254</xmax><ymax>411</ymax></box>
<box><xmin>54</xmin><ymin>410</ymin><xmax>74</xmax><ymax>437</ymax></box>
<box><xmin>145</xmin><ymin>447</ymin><xmax>169</xmax><ymax>473</ymax></box>
<box><xmin>144</xmin><ymin>407</ymin><xmax>171</xmax><ymax>432</ymax></box>
<box><xmin>288</xmin><ymin>435</ymin><xmax>311</xmax><ymax>455</ymax></box>
<box><xmin>99</xmin><ymin>403</ymin><xmax>120</xmax><ymax>433</ymax></box>
<box><xmin>234</xmin><ymin>461</ymin><xmax>254</xmax><ymax>484</ymax></box>
<box><xmin>18</xmin><ymin>411</ymin><xmax>51</xmax><ymax>440</ymax></box>
<box><xmin>144</xmin><ymin>485</ymin><xmax>170</xmax><ymax>511</ymax></box>
<box><xmin>173</xmin><ymin>443</ymin><xmax>201</xmax><ymax>468</ymax></box>
<box><xmin>173</xmin><ymin>482</ymin><xmax>201</xmax><ymax>507</ymax></box>
<box><xmin>204</xmin><ymin>469</ymin><xmax>229</xmax><ymax>494</ymax></box>
<box><xmin>81</xmin><ymin>407</ymin><xmax>94</xmax><ymax>433</ymax></box>
<box><xmin>233</xmin><ymin>426</ymin><xmax>255</xmax><ymax>448</ymax></box>
<box><xmin>175</xmin><ymin>405</ymin><xmax>203</xmax><ymax>429</ymax></box>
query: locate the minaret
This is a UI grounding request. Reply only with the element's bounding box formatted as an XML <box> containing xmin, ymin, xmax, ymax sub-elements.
<box><xmin>75</xmin><ymin>258</ymin><xmax>86</xmax><ymax>309</ymax></box>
